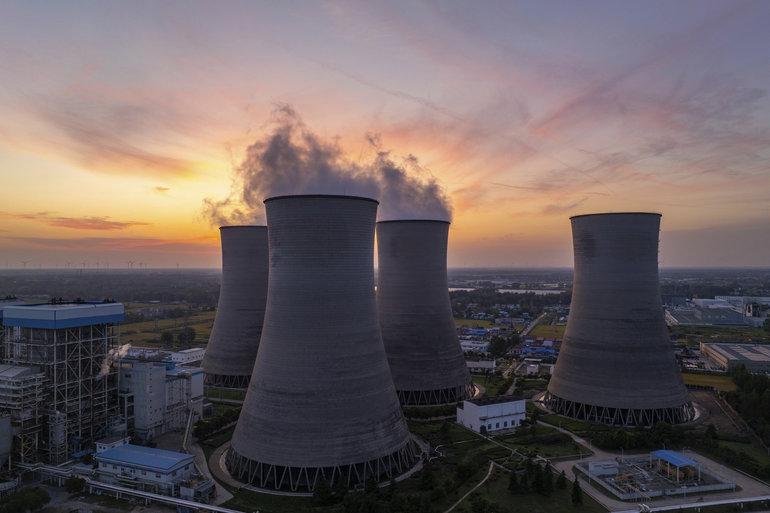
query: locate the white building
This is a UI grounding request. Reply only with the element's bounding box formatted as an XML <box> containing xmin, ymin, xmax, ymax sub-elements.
<box><xmin>460</xmin><ymin>339</ymin><xmax>490</xmax><ymax>353</ymax></box>
<box><xmin>118</xmin><ymin>357</ymin><xmax>203</xmax><ymax>441</ymax></box>
<box><xmin>466</xmin><ymin>359</ymin><xmax>496</xmax><ymax>373</ymax></box>
<box><xmin>456</xmin><ymin>396</ymin><xmax>526</xmax><ymax>434</ymax></box>
<box><xmin>169</xmin><ymin>348</ymin><xmax>205</xmax><ymax>365</ymax></box>
<box><xmin>94</xmin><ymin>443</ymin><xmax>212</xmax><ymax>500</ymax></box>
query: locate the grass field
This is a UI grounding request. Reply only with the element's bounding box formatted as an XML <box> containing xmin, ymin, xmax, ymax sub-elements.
<box><xmin>120</xmin><ymin>309</ymin><xmax>215</xmax><ymax>347</ymax></box>
<box><xmin>681</xmin><ymin>372</ymin><xmax>737</xmax><ymax>392</ymax></box>
<box><xmin>454</xmin><ymin>317</ymin><xmax>494</xmax><ymax>328</ymax></box>
<box><xmin>671</xmin><ymin>325</ymin><xmax>769</xmax><ymax>345</ymax></box>
<box><xmin>529</xmin><ymin>323</ymin><xmax>566</xmax><ymax>340</ymax></box>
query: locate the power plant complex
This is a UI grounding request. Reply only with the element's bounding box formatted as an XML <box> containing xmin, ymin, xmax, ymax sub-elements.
<box><xmin>376</xmin><ymin>220</ymin><xmax>471</xmax><ymax>405</ymax></box>
<box><xmin>227</xmin><ymin>195</ymin><xmax>420</xmax><ymax>492</ymax></box>
<box><xmin>546</xmin><ymin>213</ymin><xmax>694</xmax><ymax>426</ymax></box>
<box><xmin>202</xmin><ymin>225</ymin><xmax>269</xmax><ymax>388</ymax></box>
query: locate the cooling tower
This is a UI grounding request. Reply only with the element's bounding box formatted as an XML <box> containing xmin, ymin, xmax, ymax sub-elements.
<box><xmin>376</xmin><ymin>220</ymin><xmax>472</xmax><ymax>405</ymax></box>
<box><xmin>546</xmin><ymin>213</ymin><xmax>693</xmax><ymax>426</ymax></box>
<box><xmin>227</xmin><ymin>195</ymin><xmax>419</xmax><ymax>493</ymax></box>
<box><xmin>202</xmin><ymin>226</ymin><xmax>268</xmax><ymax>388</ymax></box>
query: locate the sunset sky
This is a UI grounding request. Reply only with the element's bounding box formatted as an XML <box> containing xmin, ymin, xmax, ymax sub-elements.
<box><xmin>1</xmin><ymin>1</ymin><xmax>768</xmax><ymax>268</ymax></box>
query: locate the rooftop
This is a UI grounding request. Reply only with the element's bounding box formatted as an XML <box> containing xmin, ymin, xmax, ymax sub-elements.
<box><xmin>3</xmin><ymin>302</ymin><xmax>125</xmax><ymax>329</ymax></box>
<box><xmin>652</xmin><ymin>450</ymin><xmax>698</xmax><ymax>468</ymax></box>
<box><xmin>96</xmin><ymin>444</ymin><xmax>193</xmax><ymax>472</ymax></box>
<box><xmin>466</xmin><ymin>395</ymin><xmax>523</xmax><ymax>407</ymax></box>
<box><xmin>704</xmin><ymin>342</ymin><xmax>770</xmax><ymax>363</ymax></box>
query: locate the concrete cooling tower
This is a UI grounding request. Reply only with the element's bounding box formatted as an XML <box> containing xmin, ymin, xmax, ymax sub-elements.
<box><xmin>546</xmin><ymin>213</ymin><xmax>693</xmax><ymax>426</ymax></box>
<box><xmin>227</xmin><ymin>195</ymin><xmax>419</xmax><ymax>493</ymax></box>
<box><xmin>201</xmin><ymin>226</ymin><xmax>268</xmax><ymax>388</ymax></box>
<box><xmin>376</xmin><ymin>220</ymin><xmax>472</xmax><ymax>405</ymax></box>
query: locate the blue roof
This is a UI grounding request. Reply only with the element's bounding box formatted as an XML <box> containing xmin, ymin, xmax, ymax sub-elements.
<box><xmin>652</xmin><ymin>450</ymin><xmax>697</xmax><ymax>468</ymax></box>
<box><xmin>96</xmin><ymin>444</ymin><xmax>193</xmax><ymax>472</ymax></box>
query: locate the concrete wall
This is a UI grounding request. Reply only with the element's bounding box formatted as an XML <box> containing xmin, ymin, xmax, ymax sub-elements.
<box><xmin>548</xmin><ymin>213</ymin><xmax>690</xmax><ymax>411</ymax></box>
<box><xmin>231</xmin><ymin>195</ymin><xmax>412</xmax><ymax>469</ymax></box>
<box><xmin>376</xmin><ymin>221</ymin><xmax>470</xmax><ymax>403</ymax></box>
<box><xmin>202</xmin><ymin>226</ymin><xmax>268</xmax><ymax>386</ymax></box>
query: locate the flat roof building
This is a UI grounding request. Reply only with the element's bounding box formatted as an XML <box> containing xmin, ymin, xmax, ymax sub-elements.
<box><xmin>94</xmin><ymin>443</ymin><xmax>212</xmax><ymax>500</ymax></box>
<box><xmin>701</xmin><ymin>342</ymin><xmax>770</xmax><ymax>374</ymax></box>
<box><xmin>456</xmin><ymin>396</ymin><xmax>525</xmax><ymax>434</ymax></box>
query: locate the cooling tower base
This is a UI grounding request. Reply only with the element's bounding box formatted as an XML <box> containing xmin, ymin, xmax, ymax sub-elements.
<box><xmin>544</xmin><ymin>393</ymin><xmax>695</xmax><ymax>427</ymax></box>
<box><xmin>204</xmin><ymin>373</ymin><xmax>250</xmax><ymax>389</ymax></box>
<box><xmin>397</xmin><ymin>382</ymin><xmax>475</xmax><ymax>406</ymax></box>
<box><xmin>225</xmin><ymin>439</ymin><xmax>422</xmax><ymax>493</ymax></box>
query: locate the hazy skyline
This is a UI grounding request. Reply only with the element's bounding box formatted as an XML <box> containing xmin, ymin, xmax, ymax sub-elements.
<box><xmin>1</xmin><ymin>1</ymin><xmax>769</xmax><ymax>268</ymax></box>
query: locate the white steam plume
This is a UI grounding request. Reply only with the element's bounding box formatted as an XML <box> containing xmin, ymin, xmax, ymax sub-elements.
<box><xmin>202</xmin><ymin>105</ymin><xmax>452</xmax><ymax>225</ymax></box>
<box><xmin>99</xmin><ymin>343</ymin><xmax>131</xmax><ymax>378</ymax></box>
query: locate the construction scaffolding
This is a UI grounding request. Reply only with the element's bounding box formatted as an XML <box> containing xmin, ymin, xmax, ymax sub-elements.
<box><xmin>3</xmin><ymin>323</ymin><xmax>119</xmax><ymax>463</ymax></box>
<box><xmin>0</xmin><ymin>364</ymin><xmax>45</xmax><ymax>464</ymax></box>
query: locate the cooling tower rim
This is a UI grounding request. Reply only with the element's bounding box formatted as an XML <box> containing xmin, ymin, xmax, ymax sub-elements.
<box><xmin>219</xmin><ymin>225</ymin><xmax>267</xmax><ymax>230</ymax></box>
<box><xmin>263</xmin><ymin>194</ymin><xmax>379</xmax><ymax>204</ymax></box>
<box><xmin>377</xmin><ymin>219</ymin><xmax>450</xmax><ymax>225</ymax></box>
<box><xmin>570</xmin><ymin>212</ymin><xmax>661</xmax><ymax>220</ymax></box>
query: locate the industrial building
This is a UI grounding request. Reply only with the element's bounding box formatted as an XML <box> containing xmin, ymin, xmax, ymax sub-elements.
<box><xmin>376</xmin><ymin>220</ymin><xmax>472</xmax><ymax>405</ymax></box>
<box><xmin>228</xmin><ymin>195</ymin><xmax>419</xmax><ymax>493</ymax></box>
<box><xmin>701</xmin><ymin>342</ymin><xmax>770</xmax><ymax>374</ymax></box>
<box><xmin>546</xmin><ymin>213</ymin><xmax>693</xmax><ymax>426</ymax></box>
<box><xmin>0</xmin><ymin>364</ymin><xmax>45</xmax><ymax>465</ymax></box>
<box><xmin>202</xmin><ymin>225</ymin><xmax>269</xmax><ymax>388</ymax></box>
<box><xmin>94</xmin><ymin>441</ymin><xmax>213</xmax><ymax>501</ymax></box>
<box><xmin>456</xmin><ymin>396</ymin><xmax>525</xmax><ymax>434</ymax></box>
<box><xmin>118</xmin><ymin>355</ymin><xmax>204</xmax><ymax>441</ymax></box>
<box><xmin>2</xmin><ymin>301</ymin><xmax>124</xmax><ymax>463</ymax></box>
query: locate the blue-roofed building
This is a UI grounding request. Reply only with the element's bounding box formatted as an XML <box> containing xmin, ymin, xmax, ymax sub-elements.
<box><xmin>95</xmin><ymin>442</ymin><xmax>212</xmax><ymax>500</ymax></box>
<box><xmin>651</xmin><ymin>450</ymin><xmax>701</xmax><ymax>482</ymax></box>
<box><xmin>2</xmin><ymin>301</ymin><xmax>124</xmax><ymax>463</ymax></box>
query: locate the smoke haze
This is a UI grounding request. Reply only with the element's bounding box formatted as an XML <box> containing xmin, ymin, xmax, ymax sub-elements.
<box><xmin>99</xmin><ymin>343</ymin><xmax>131</xmax><ymax>378</ymax></box>
<box><xmin>203</xmin><ymin>105</ymin><xmax>452</xmax><ymax>225</ymax></box>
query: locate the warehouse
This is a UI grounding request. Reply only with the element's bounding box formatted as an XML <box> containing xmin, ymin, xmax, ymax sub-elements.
<box><xmin>701</xmin><ymin>342</ymin><xmax>770</xmax><ymax>373</ymax></box>
<box><xmin>456</xmin><ymin>396</ymin><xmax>525</xmax><ymax>434</ymax></box>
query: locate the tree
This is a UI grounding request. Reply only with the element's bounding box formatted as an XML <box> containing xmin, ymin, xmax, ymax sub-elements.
<box><xmin>65</xmin><ymin>476</ymin><xmax>86</xmax><ymax>494</ymax></box>
<box><xmin>571</xmin><ymin>478</ymin><xmax>583</xmax><ymax>506</ymax></box>
<box><xmin>160</xmin><ymin>331</ymin><xmax>174</xmax><ymax>346</ymax></box>
<box><xmin>177</xmin><ymin>326</ymin><xmax>196</xmax><ymax>346</ymax></box>
<box><xmin>556</xmin><ymin>470</ymin><xmax>567</xmax><ymax>489</ymax></box>
<box><xmin>532</xmin><ymin>463</ymin><xmax>544</xmax><ymax>494</ymax></box>
<box><xmin>420</xmin><ymin>467</ymin><xmax>435</xmax><ymax>490</ymax></box>
<box><xmin>542</xmin><ymin>465</ymin><xmax>554</xmax><ymax>496</ymax></box>
<box><xmin>705</xmin><ymin>423</ymin><xmax>718</xmax><ymax>440</ymax></box>
<box><xmin>313</xmin><ymin>478</ymin><xmax>334</xmax><ymax>506</ymax></box>
<box><xmin>508</xmin><ymin>471</ymin><xmax>520</xmax><ymax>494</ymax></box>
<box><xmin>764</xmin><ymin>318</ymin><xmax>770</xmax><ymax>334</ymax></box>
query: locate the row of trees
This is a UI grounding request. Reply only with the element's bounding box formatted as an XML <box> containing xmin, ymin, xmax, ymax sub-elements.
<box><xmin>193</xmin><ymin>406</ymin><xmax>240</xmax><ymax>440</ymax></box>
<box><xmin>159</xmin><ymin>326</ymin><xmax>197</xmax><ymax>346</ymax></box>
<box><xmin>0</xmin><ymin>487</ymin><xmax>50</xmax><ymax>513</ymax></box>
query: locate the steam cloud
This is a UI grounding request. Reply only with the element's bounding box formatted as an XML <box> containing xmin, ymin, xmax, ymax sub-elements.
<box><xmin>203</xmin><ymin>105</ymin><xmax>452</xmax><ymax>224</ymax></box>
<box><xmin>99</xmin><ymin>343</ymin><xmax>131</xmax><ymax>378</ymax></box>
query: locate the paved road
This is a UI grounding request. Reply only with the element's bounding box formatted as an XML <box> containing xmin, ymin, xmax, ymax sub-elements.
<box><xmin>189</xmin><ymin>441</ymin><xmax>233</xmax><ymax>505</ymax></box>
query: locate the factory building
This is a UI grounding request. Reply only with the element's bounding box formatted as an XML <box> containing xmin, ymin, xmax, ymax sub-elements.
<box><xmin>118</xmin><ymin>355</ymin><xmax>203</xmax><ymax>441</ymax></box>
<box><xmin>546</xmin><ymin>213</ymin><xmax>693</xmax><ymax>426</ymax></box>
<box><xmin>94</xmin><ymin>441</ymin><xmax>213</xmax><ymax>500</ymax></box>
<box><xmin>0</xmin><ymin>364</ymin><xmax>45</xmax><ymax>464</ymax></box>
<box><xmin>376</xmin><ymin>220</ymin><xmax>472</xmax><ymax>405</ymax></box>
<box><xmin>701</xmin><ymin>342</ymin><xmax>770</xmax><ymax>374</ymax></box>
<box><xmin>2</xmin><ymin>301</ymin><xmax>124</xmax><ymax>463</ymax></box>
<box><xmin>456</xmin><ymin>396</ymin><xmax>526</xmax><ymax>434</ymax></box>
<box><xmin>228</xmin><ymin>195</ymin><xmax>418</xmax><ymax>493</ymax></box>
<box><xmin>202</xmin><ymin>226</ymin><xmax>269</xmax><ymax>388</ymax></box>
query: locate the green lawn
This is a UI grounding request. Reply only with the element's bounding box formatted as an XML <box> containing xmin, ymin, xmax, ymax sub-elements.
<box><xmin>529</xmin><ymin>323</ymin><xmax>566</xmax><ymax>340</ymax></box>
<box><xmin>472</xmin><ymin>373</ymin><xmax>510</xmax><ymax>396</ymax></box>
<box><xmin>120</xmin><ymin>310</ymin><xmax>216</xmax><ymax>346</ymax></box>
<box><xmin>205</xmin><ymin>387</ymin><xmax>247</xmax><ymax>401</ymax></box>
<box><xmin>681</xmin><ymin>372</ymin><xmax>737</xmax><ymax>392</ymax></box>
<box><xmin>454</xmin><ymin>318</ymin><xmax>495</xmax><ymax>328</ymax></box>
<box><xmin>670</xmin><ymin>325</ymin><xmax>769</xmax><ymax>344</ymax></box>
<box><xmin>472</xmin><ymin>468</ymin><xmax>607</xmax><ymax>513</ymax></box>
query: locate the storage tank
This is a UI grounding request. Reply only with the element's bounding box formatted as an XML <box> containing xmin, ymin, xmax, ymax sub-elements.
<box><xmin>376</xmin><ymin>220</ymin><xmax>472</xmax><ymax>405</ymax></box>
<box><xmin>227</xmin><ymin>195</ymin><xmax>418</xmax><ymax>492</ymax></box>
<box><xmin>202</xmin><ymin>226</ymin><xmax>268</xmax><ymax>388</ymax></box>
<box><xmin>546</xmin><ymin>213</ymin><xmax>693</xmax><ymax>426</ymax></box>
